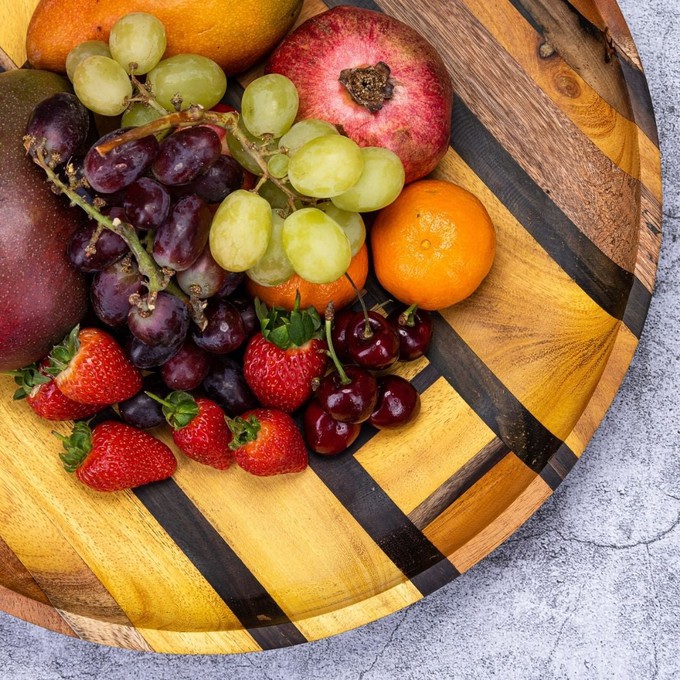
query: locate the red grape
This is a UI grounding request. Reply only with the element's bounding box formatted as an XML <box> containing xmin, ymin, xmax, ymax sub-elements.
<box><xmin>123</xmin><ymin>177</ymin><xmax>171</xmax><ymax>231</ymax></box>
<box><xmin>90</xmin><ymin>258</ymin><xmax>143</xmax><ymax>327</ymax></box>
<box><xmin>152</xmin><ymin>127</ymin><xmax>222</xmax><ymax>186</ymax></box>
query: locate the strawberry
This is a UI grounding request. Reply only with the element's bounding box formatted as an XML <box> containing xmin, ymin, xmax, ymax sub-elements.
<box><xmin>10</xmin><ymin>361</ymin><xmax>101</xmax><ymax>421</ymax></box>
<box><xmin>149</xmin><ymin>391</ymin><xmax>234</xmax><ymax>470</ymax></box>
<box><xmin>47</xmin><ymin>326</ymin><xmax>142</xmax><ymax>405</ymax></box>
<box><xmin>56</xmin><ymin>421</ymin><xmax>177</xmax><ymax>492</ymax></box>
<box><xmin>243</xmin><ymin>297</ymin><xmax>328</xmax><ymax>413</ymax></box>
<box><xmin>228</xmin><ymin>408</ymin><xmax>308</xmax><ymax>476</ymax></box>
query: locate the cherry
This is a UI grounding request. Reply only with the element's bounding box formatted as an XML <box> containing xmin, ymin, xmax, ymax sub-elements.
<box><xmin>331</xmin><ymin>307</ymin><xmax>358</xmax><ymax>363</ymax></box>
<box><xmin>370</xmin><ymin>375</ymin><xmax>421</xmax><ymax>430</ymax></box>
<box><xmin>347</xmin><ymin>310</ymin><xmax>399</xmax><ymax>371</ymax></box>
<box><xmin>303</xmin><ymin>399</ymin><xmax>361</xmax><ymax>455</ymax></box>
<box><xmin>386</xmin><ymin>304</ymin><xmax>433</xmax><ymax>361</ymax></box>
<box><xmin>316</xmin><ymin>364</ymin><xmax>378</xmax><ymax>424</ymax></box>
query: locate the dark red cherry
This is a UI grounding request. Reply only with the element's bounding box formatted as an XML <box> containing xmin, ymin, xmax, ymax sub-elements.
<box><xmin>331</xmin><ymin>307</ymin><xmax>359</xmax><ymax>363</ymax></box>
<box><xmin>316</xmin><ymin>365</ymin><xmax>378</xmax><ymax>424</ymax></box>
<box><xmin>386</xmin><ymin>305</ymin><xmax>434</xmax><ymax>361</ymax></box>
<box><xmin>303</xmin><ymin>399</ymin><xmax>361</xmax><ymax>455</ymax></box>
<box><xmin>370</xmin><ymin>375</ymin><xmax>421</xmax><ymax>430</ymax></box>
<box><xmin>347</xmin><ymin>311</ymin><xmax>400</xmax><ymax>371</ymax></box>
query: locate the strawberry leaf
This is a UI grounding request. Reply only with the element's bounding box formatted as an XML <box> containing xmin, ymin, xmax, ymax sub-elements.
<box><xmin>55</xmin><ymin>421</ymin><xmax>92</xmax><ymax>473</ymax></box>
<box><xmin>254</xmin><ymin>296</ymin><xmax>323</xmax><ymax>350</ymax></box>
<box><xmin>146</xmin><ymin>391</ymin><xmax>199</xmax><ymax>430</ymax></box>
<box><xmin>46</xmin><ymin>325</ymin><xmax>81</xmax><ymax>376</ymax></box>
<box><xmin>8</xmin><ymin>364</ymin><xmax>51</xmax><ymax>400</ymax></box>
<box><xmin>227</xmin><ymin>415</ymin><xmax>260</xmax><ymax>449</ymax></box>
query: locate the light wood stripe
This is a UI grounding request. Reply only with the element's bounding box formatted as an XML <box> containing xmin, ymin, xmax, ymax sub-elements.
<box><xmin>423</xmin><ymin>454</ymin><xmax>552</xmax><ymax>573</ymax></box>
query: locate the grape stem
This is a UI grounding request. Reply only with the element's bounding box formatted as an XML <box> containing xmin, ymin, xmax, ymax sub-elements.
<box><xmin>24</xmin><ymin>140</ymin><xmax>196</xmax><ymax>320</ymax></box>
<box><xmin>94</xmin><ymin>108</ymin><xmax>315</xmax><ymax>214</ymax></box>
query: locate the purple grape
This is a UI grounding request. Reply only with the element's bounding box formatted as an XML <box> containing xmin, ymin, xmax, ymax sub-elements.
<box><xmin>175</xmin><ymin>244</ymin><xmax>228</xmax><ymax>298</ymax></box>
<box><xmin>152</xmin><ymin>127</ymin><xmax>221</xmax><ymax>186</ymax></box>
<box><xmin>126</xmin><ymin>334</ymin><xmax>184</xmax><ymax>369</ymax></box>
<box><xmin>153</xmin><ymin>194</ymin><xmax>211</xmax><ymax>271</ymax></box>
<box><xmin>185</xmin><ymin>155</ymin><xmax>243</xmax><ymax>203</ymax></box>
<box><xmin>192</xmin><ymin>300</ymin><xmax>246</xmax><ymax>354</ymax></box>
<box><xmin>119</xmin><ymin>374</ymin><xmax>169</xmax><ymax>429</ymax></box>
<box><xmin>217</xmin><ymin>271</ymin><xmax>245</xmax><ymax>298</ymax></box>
<box><xmin>82</xmin><ymin>406</ymin><xmax>120</xmax><ymax>428</ymax></box>
<box><xmin>160</xmin><ymin>338</ymin><xmax>211</xmax><ymax>390</ymax></box>
<box><xmin>229</xmin><ymin>289</ymin><xmax>259</xmax><ymax>339</ymax></box>
<box><xmin>84</xmin><ymin>127</ymin><xmax>159</xmax><ymax>193</ymax></box>
<box><xmin>128</xmin><ymin>291</ymin><xmax>190</xmax><ymax>347</ymax></box>
<box><xmin>90</xmin><ymin>258</ymin><xmax>143</xmax><ymax>327</ymax></box>
<box><xmin>123</xmin><ymin>177</ymin><xmax>171</xmax><ymax>231</ymax></box>
<box><xmin>26</xmin><ymin>93</ymin><xmax>89</xmax><ymax>164</ymax></box>
<box><xmin>202</xmin><ymin>357</ymin><xmax>258</xmax><ymax>415</ymax></box>
<box><xmin>67</xmin><ymin>223</ymin><xmax>127</xmax><ymax>272</ymax></box>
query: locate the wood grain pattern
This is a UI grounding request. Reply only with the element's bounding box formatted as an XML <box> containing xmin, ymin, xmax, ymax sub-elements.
<box><xmin>0</xmin><ymin>0</ymin><xmax>662</xmax><ymax>653</ymax></box>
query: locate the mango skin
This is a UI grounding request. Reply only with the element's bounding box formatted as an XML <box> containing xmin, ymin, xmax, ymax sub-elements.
<box><xmin>0</xmin><ymin>69</ymin><xmax>88</xmax><ymax>370</ymax></box>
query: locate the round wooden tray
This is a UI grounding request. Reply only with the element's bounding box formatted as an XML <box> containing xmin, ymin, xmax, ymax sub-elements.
<box><xmin>0</xmin><ymin>0</ymin><xmax>661</xmax><ymax>654</ymax></box>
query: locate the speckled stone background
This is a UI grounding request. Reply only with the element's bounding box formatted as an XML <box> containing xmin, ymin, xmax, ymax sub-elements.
<box><xmin>1</xmin><ymin>1</ymin><xmax>678</xmax><ymax>677</ymax></box>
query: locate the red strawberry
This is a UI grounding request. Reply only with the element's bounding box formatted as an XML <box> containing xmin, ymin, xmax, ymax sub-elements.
<box><xmin>149</xmin><ymin>391</ymin><xmax>233</xmax><ymax>470</ymax></box>
<box><xmin>243</xmin><ymin>298</ymin><xmax>328</xmax><ymax>413</ymax></box>
<box><xmin>48</xmin><ymin>326</ymin><xmax>142</xmax><ymax>405</ymax></box>
<box><xmin>228</xmin><ymin>408</ymin><xmax>308</xmax><ymax>476</ymax></box>
<box><xmin>56</xmin><ymin>421</ymin><xmax>177</xmax><ymax>492</ymax></box>
<box><xmin>10</xmin><ymin>361</ymin><xmax>101</xmax><ymax>421</ymax></box>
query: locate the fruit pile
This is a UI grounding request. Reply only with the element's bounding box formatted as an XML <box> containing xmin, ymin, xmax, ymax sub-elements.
<box><xmin>3</xmin><ymin>5</ymin><xmax>496</xmax><ymax>493</ymax></box>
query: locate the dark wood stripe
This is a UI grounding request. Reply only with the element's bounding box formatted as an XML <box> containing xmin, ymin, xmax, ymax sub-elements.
<box><xmin>323</xmin><ymin>0</ymin><xmax>383</xmax><ymax>10</ymax></box>
<box><xmin>539</xmin><ymin>443</ymin><xmax>580</xmax><ymax>489</ymax></box>
<box><xmin>623</xmin><ymin>276</ymin><xmax>653</xmax><ymax>341</ymax></box>
<box><xmin>409</xmin><ymin>439</ymin><xmax>511</xmax><ymax>530</ymax></box>
<box><xmin>308</xmin><ymin>443</ymin><xmax>460</xmax><ymax>597</ymax></box>
<box><xmin>134</xmin><ymin>479</ymin><xmax>307</xmax><ymax>650</ymax></box>
<box><xmin>451</xmin><ymin>97</ymin><xmax>650</xmax><ymax>335</ymax></box>
<box><xmin>507</xmin><ymin>0</ymin><xmax>659</xmax><ymax>145</ymax></box>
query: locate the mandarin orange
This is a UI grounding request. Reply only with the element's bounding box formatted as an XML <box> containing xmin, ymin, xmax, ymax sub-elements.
<box><xmin>371</xmin><ymin>179</ymin><xmax>496</xmax><ymax>310</ymax></box>
<box><xmin>246</xmin><ymin>244</ymin><xmax>368</xmax><ymax>313</ymax></box>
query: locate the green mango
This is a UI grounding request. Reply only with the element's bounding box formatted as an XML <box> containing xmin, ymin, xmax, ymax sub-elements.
<box><xmin>0</xmin><ymin>69</ymin><xmax>88</xmax><ymax>370</ymax></box>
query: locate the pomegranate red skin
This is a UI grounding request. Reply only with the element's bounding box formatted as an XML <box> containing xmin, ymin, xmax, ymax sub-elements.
<box><xmin>266</xmin><ymin>6</ymin><xmax>453</xmax><ymax>184</ymax></box>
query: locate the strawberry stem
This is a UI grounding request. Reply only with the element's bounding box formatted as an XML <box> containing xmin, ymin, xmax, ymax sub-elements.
<box><xmin>324</xmin><ymin>303</ymin><xmax>351</xmax><ymax>386</ymax></box>
<box><xmin>54</xmin><ymin>421</ymin><xmax>93</xmax><ymax>473</ymax></box>
<box><xmin>146</xmin><ymin>391</ymin><xmax>199</xmax><ymax>430</ymax></box>
<box><xmin>227</xmin><ymin>414</ymin><xmax>261</xmax><ymax>449</ymax></box>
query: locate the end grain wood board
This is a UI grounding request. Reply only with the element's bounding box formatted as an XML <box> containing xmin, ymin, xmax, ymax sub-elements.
<box><xmin>0</xmin><ymin>0</ymin><xmax>661</xmax><ymax>653</ymax></box>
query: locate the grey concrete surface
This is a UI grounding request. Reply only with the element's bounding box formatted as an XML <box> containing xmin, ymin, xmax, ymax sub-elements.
<box><xmin>1</xmin><ymin>2</ymin><xmax>678</xmax><ymax>678</ymax></box>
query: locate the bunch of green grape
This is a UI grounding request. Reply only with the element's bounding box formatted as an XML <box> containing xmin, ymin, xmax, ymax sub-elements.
<box><xmin>211</xmin><ymin>74</ymin><xmax>406</xmax><ymax>286</ymax></box>
<box><xmin>65</xmin><ymin>12</ymin><xmax>227</xmax><ymax>120</ymax></box>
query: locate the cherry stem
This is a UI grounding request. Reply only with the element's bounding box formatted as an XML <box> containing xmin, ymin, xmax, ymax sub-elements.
<box><xmin>344</xmin><ymin>272</ymin><xmax>372</xmax><ymax>339</ymax></box>
<box><xmin>399</xmin><ymin>303</ymin><xmax>419</xmax><ymax>327</ymax></box>
<box><xmin>324</xmin><ymin>303</ymin><xmax>351</xmax><ymax>385</ymax></box>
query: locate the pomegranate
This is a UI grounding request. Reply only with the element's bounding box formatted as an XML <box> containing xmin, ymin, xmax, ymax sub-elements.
<box><xmin>266</xmin><ymin>6</ymin><xmax>453</xmax><ymax>184</ymax></box>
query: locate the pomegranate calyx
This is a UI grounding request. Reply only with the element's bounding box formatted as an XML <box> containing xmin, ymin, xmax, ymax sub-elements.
<box><xmin>339</xmin><ymin>62</ymin><xmax>394</xmax><ymax>113</ymax></box>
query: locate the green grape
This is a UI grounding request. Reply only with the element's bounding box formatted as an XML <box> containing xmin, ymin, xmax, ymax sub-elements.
<box><xmin>258</xmin><ymin>180</ymin><xmax>292</xmax><ymax>210</ymax></box>
<box><xmin>246</xmin><ymin>211</ymin><xmax>295</xmax><ymax>286</ymax></box>
<box><xmin>331</xmin><ymin>147</ymin><xmax>405</xmax><ymax>212</ymax></box>
<box><xmin>109</xmin><ymin>12</ymin><xmax>167</xmax><ymax>75</ymax></box>
<box><xmin>267</xmin><ymin>153</ymin><xmax>289</xmax><ymax>179</ymax></box>
<box><xmin>121</xmin><ymin>102</ymin><xmax>163</xmax><ymax>127</ymax></box>
<box><xmin>282</xmin><ymin>208</ymin><xmax>351</xmax><ymax>284</ymax></box>
<box><xmin>318</xmin><ymin>202</ymin><xmax>366</xmax><ymax>257</ymax></box>
<box><xmin>279</xmin><ymin>119</ymin><xmax>338</xmax><ymax>156</ymax></box>
<box><xmin>147</xmin><ymin>54</ymin><xmax>227</xmax><ymax>111</ymax></box>
<box><xmin>226</xmin><ymin>119</ymin><xmax>263</xmax><ymax>176</ymax></box>
<box><xmin>66</xmin><ymin>41</ymin><xmax>110</xmax><ymax>82</ymax></box>
<box><xmin>287</xmin><ymin>135</ymin><xmax>364</xmax><ymax>199</ymax></box>
<box><xmin>73</xmin><ymin>56</ymin><xmax>133</xmax><ymax>116</ymax></box>
<box><xmin>241</xmin><ymin>74</ymin><xmax>298</xmax><ymax>138</ymax></box>
<box><xmin>209</xmin><ymin>190</ymin><xmax>272</xmax><ymax>271</ymax></box>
